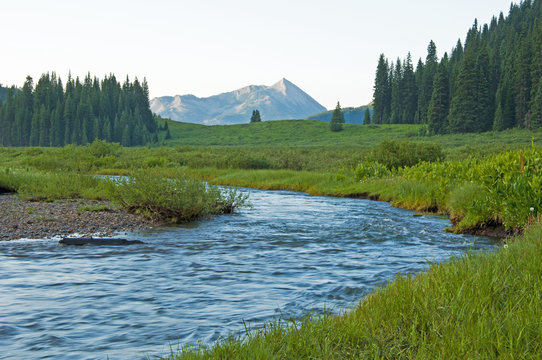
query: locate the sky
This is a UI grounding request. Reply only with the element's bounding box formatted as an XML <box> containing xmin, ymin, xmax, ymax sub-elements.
<box><xmin>2</xmin><ymin>0</ymin><xmax>515</xmax><ymax>110</ymax></box>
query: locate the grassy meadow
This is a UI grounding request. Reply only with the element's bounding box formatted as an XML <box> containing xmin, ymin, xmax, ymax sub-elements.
<box><xmin>1</xmin><ymin>121</ymin><xmax>541</xmax><ymax>229</ymax></box>
<box><xmin>161</xmin><ymin>119</ymin><xmax>542</xmax><ymax>154</ymax></box>
<box><xmin>1</xmin><ymin>120</ymin><xmax>542</xmax><ymax>358</ymax></box>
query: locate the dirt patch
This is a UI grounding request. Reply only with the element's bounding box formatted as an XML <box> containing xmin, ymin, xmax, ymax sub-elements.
<box><xmin>0</xmin><ymin>195</ymin><xmax>158</xmax><ymax>241</ymax></box>
<box><xmin>449</xmin><ymin>217</ymin><xmax>519</xmax><ymax>239</ymax></box>
<box><xmin>345</xmin><ymin>192</ymin><xmax>381</xmax><ymax>201</ymax></box>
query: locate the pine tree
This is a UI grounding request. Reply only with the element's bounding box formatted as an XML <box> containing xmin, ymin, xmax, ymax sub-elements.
<box><xmin>419</xmin><ymin>40</ymin><xmax>438</xmax><ymax>123</ymax></box>
<box><xmin>390</xmin><ymin>59</ymin><xmax>403</xmax><ymax>123</ymax></box>
<box><xmin>38</xmin><ymin>105</ymin><xmax>50</xmax><ymax>147</ymax></box>
<box><xmin>475</xmin><ymin>46</ymin><xmax>493</xmax><ymax>132</ymax></box>
<box><xmin>372</xmin><ymin>54</ymin><xmax>391</xmax><ymax>124</ymax></box>
<box><xmin>448</xmin><ymin>34</ymin><xmax>483</xmax><ymax>133</ymax></box>
<box><xmin>250</xmin><ymin>109</ymin><xmax>261</xmax><ymax>123</ymax></box>
<box><xmin>21</xmin><ymin>76</ymin><xmax>34</xmax><ymax>146</ymax></box>
<box><xmin>330</xmin><ymin>102</ymin><xmax>344</xmax><ymax>132</ymax></box>
<box><xmin>427</xmin><ymin>60</ymin><xmax>450</xmax><ymax>134</ymax></box>
<box><xmin>102</xmin><ymin>118</ymin><xmax>111</xmax><ymax>142</ymax></box>
<box><xmin>493</xmin><ymin>102</ymin><xmax>505</xmax><ymax>131</ymax></box>
<box><xmin>63</xmin><ymin>95</ymin><xmax>74</xmax><ymax>144</ymax></box>
<box><xmin>401</xmin><ymin>53</ymin><xmax>418</xmax><ymax>123</ymax></box>
<box><xmin>121</xmin><ymin>125</ymin><xmax>130</xmax><ymax>146</ymax></box>
<box><xmin>531</xmin><ymin>80</ymin><xmax>542</xmax><ymax>129</ymax></box>
<box><xmin>364</xmin><ymin>107</ymin><xmax>371</xmax><ymax>124</ymax></box>
<box><xmin>514</xmin><ymin>35</ymin><xmax>533</xmax><ymax>127</ymax></box>
<box><xmin>29</xmin><ymin>111</ymin><xmax>39</xmax><ymax>146</ymax></box>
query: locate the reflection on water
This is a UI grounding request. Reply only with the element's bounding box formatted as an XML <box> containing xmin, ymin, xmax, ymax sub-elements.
<box><xmin>0</xmin><ymin>188</ymin><xmax>496</xmax><ymax>359</ymax></box>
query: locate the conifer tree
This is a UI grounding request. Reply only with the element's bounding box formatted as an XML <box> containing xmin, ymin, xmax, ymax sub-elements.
<box><xmin>372</xmin><ymin>54</ymin><xmax>391</xmax><ymax>124</ymax></box>
<box><xmin>514</xmin><ymin>36</ymin><xmax>533</xmax><ymax>127</ymax></box>
<box><xmin>390</xmin><ymin>59</ymin><xmax>403</xmax><ymax>124</ymax></box>
<box><xmin>364</xmin><ymin>107</ymin><xmax>371</xmax><ymax>124</ymax></box>
<box><xmin>330</xmin><ymin>102</ymin><xmax>344</xmax><ymax>132</ymax></box>
<box><xmin>38</xmin><ymin>105</ymin><xmax>50</xmax><ymax>147</ymax></box>
<box><xmin>493</xmin><ymin>102</ymin><xmax>506</xmax><ymax>131</ymax></box>
<box><xmin>531</xmin><ymin>80</ymin><xmax>542</xmax><ymax>129</ymax></box>
<box><xmin>29</xmin><ymin>111</ymin><xmax>39</xmax><ymax>146</ymax></box>
<box><xmin>427</xmin><ymin>60</ymin><xmax>450</xmax><ymax>134</ymax></box>
<box><xmin>121</xmin><ymin>125</ymin><xmax>130</xmax><ymax>146</ymax></box>
<box><xmin>250</xmin><ymin>109</ymin><xmax>261</xmax><ymax>122</ymax></box>
<box><xmin>63</xmin><ymin>95</ymin><xmax>74</xmax><ymax>144</ymax></box>
<box><xmin>419</xmin><ymin>40</ymin><xmax>438</xmax><ymax>123</ymax></box>
<box><xmin>448</xmin><ymin>33</ymin><xmax>482</xmax><ymax>133</ymax></box>
<box><xmin>401</xmin><ymin>53</ymin><xmax>418</xmax><ymax>123</ymax></box>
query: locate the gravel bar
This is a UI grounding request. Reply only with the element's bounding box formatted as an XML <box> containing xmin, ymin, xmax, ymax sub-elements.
<box><xmin>0</xmin><ymin>194</ymin><xmax>157</xmax><ymax>241</ymax></box>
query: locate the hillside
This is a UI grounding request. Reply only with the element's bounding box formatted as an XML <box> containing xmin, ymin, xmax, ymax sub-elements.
<box><xmin>159</xmin><ymin>118</ymin><xmax>541</xmax><ymax>151</ymax></box>
<box><xmin>306</xmin><ymin>106</ymin><xmax>373</xmax><ymax>124</ymax></box>
<box><xmin>150</xmin><ymin>78</ymin><xmax>326</xmax><ymax>125</ymax></box>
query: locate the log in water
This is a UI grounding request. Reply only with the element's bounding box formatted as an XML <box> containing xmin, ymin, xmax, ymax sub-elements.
<box><xmin>59</xmin><ymin>237</ymin><xmax>144</xmax><ymax>246</ymax></box>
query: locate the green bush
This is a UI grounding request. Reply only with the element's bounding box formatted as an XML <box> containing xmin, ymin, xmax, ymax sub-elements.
<box><xmin>354</xmin><ymin>161</ymin><xmax>391</xmax><ymax>180</ymax></box>
<box><xmin>106</xmin><ymin>170</ymin><xmax>248</xmax><ymax>222</ymax></box>
<box><xmin>366</xmin><ymin>139</ymin><xmax>444</xmax><ymax>170</ymax></box>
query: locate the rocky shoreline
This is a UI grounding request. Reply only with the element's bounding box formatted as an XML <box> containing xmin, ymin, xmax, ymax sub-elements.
<box><xmin>0</xmin><ymin>194</ymin><xmax>157</xmax><ymax>241</ymax></box>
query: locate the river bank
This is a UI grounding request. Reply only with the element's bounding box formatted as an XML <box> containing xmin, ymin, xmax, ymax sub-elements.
<box><xmin>0</xmin><ymin>194</ymin><xmax>156</xmax><ymax>241</ymax></box>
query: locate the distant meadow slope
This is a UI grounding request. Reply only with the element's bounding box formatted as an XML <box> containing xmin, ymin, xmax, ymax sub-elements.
<box><xmin>159</xmin><ymin>118</ymin><xmax>541</xmax><ymax>152</ymax></box>
<box><xmin>305</xmin><ymin>106</ymin><xmax>373</xmax><ymax>124</ymax></box>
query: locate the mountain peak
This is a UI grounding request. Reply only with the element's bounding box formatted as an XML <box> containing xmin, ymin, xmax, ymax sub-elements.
<box><xmin>150</xmin><ymin>79</ymin><xmax>326</xmax><ymax>125</ymax></box>
<box><xmin>270</xmin><ymin>78</ymin><xmax>296</xmax><ymax>95</ymax></box>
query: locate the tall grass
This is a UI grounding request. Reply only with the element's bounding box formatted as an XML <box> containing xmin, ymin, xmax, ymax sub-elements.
<box><xmin>0</xmin><ymin>168</ymin><xmax>246</xmax><ymax>222</ymax></box>
<box><xmin>0</xmin><ymin>168</ymin><xmax>110</xmax><ymax>200</ymax></box>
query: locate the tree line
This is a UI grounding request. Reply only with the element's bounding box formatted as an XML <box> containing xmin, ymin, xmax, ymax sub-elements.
<box><xmin>0</xmin><ymin>73</ymin><xmax>159</xmax><ymax>147</ymax></box>
<box><xmin>371</xmin><ymin>0</ymin><xmax>542</xmax><ymax>134</ymax></box>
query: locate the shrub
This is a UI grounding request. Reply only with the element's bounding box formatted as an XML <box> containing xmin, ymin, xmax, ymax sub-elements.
<box><xmin>106</xmin><ymin>170</ymin><xmax>248</xmax><ymax>223</ymax></box>
<box><xmin>354</xmin><ymin>161</ymin><xmax>391</xmax><ymax>181</ymax></box>
<box><xmin>366</xmin><ymin>139</ymin><xmax>444</xmax><ymax>170</ymax></box>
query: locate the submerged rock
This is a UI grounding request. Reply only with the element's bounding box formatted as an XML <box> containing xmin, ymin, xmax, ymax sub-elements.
<box><xmin>59</xmin><ymin>237</ymin><xmax>144</xmax><ymax>246</ymax></box>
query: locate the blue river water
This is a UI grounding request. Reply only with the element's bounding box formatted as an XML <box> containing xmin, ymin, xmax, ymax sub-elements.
<box><xmin>0</xmin><ymin>188</ymin><xmax>496</xmax><ymax>359</ymax></box>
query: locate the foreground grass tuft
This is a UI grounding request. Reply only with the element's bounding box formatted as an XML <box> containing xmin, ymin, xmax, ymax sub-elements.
<box><xmin>171</xmin><ymin>221</ymin><xmax>542</xmax><ymax>359</ymax></box>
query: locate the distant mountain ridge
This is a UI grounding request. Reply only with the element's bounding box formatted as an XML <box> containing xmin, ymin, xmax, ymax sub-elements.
<box><xmin>150</xmin><ymin>78</ymin><xmax>327</xmax><ymax>125</ymax></box>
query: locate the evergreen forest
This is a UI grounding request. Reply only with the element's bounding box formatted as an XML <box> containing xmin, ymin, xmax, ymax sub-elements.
<box><xmin>0</xmin><ymin>73</ymin><xmax>159</xmax><ymax>147</ymax></box>
<box><xmin>372</xmin><ymin>0</ymin><xmax>542</xmax><ymax>134</ymax></box>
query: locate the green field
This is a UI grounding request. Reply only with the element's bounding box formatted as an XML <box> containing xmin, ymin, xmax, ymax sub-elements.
<box><xmin>161</xmin><ymin>119</ymin><xmax>542</xmax><ymax>152</ymax></box>
<box><xmin>2</xmin><ymin>121</ymin><xmax>542</xmax><ymax>359</ymax></box>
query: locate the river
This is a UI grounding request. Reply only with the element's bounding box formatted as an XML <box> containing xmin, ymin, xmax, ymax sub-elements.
<box><xmin>0</xmin><ymin>188</ymin><xmax>496</xmax><ymax>359</ymax></box>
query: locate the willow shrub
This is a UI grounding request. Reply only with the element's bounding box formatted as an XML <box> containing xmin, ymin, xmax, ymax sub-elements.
<box><xmin>106</xmin><ymin>170</ymin><xmax>248</xmax><ymax>223</ymax></box>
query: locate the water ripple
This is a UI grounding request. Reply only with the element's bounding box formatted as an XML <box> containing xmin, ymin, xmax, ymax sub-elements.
<box><xmin>0</xmin><ymin>188</ymin><xmax>496</xmax><ymax>359</ymax></box>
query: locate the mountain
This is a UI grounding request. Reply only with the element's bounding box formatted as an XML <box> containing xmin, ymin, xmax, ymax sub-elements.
<box><xmin>150</xmin><ymin>78</ymin><xmax>327</xmax><ymax>125</ymax></box>
<box><xmin>306</xmin><ymin>105</ymin><xmax>373</xmax><ymax>124</ymax></box>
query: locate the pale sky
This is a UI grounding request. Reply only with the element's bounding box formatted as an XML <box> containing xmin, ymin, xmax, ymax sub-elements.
<box><xmin>2</xmin><ymin>0</ymin><xmax>514</xmax><ymax>109</ymax></box>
